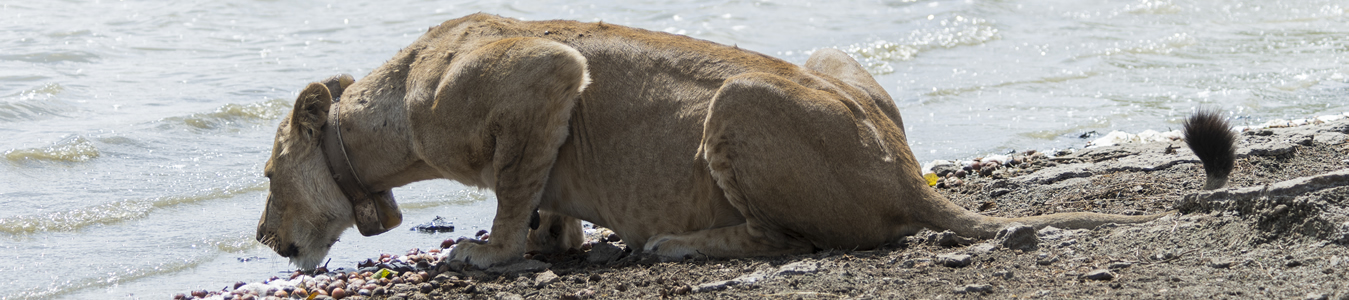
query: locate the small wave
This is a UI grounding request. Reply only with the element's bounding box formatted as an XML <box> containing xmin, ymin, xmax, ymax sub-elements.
<box><xmin>201</xmin><ymin>233</ymin><xmax>265</xmax><ymax>253</ymax></box>
<box><xmin>843</xmin><ymin>15</ymin><xmax>999</xmax><ymax>75</ymax></box>
<box><xmin>160</xmin><ymin>98</ymin><xmax>289</xmax><ymax>130</ymax></box>
<box><xmin>0</xmin><ymin>182</ymin><xmax>266</xmax><ymax>236</ymax></box>
<box><xmin>5</xmin><ymin>254</ymin><xmax>214</xmax><ymax>300</ymax></box>
<box><xmin>0</xmin><ymin>50</ymin><xmax>101</xmax><ymax>63</ymax></box>
<box><xmin>0</xmin><ymin>83</ymin><xmax>70</xmax><ymax>122</ymax></box>
<box><xmin>4</xmin><ymin>135</ymin><xmax>99</xmax><ymax>163</ymax></box>
<box><xmin>1125</xmin><ymin>0</ymin><xmax>1182</xmax><ymax>15</ymax></box>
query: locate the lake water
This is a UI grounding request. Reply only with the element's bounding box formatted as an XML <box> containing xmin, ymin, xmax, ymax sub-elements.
<box><xmin>2</xmin><ymin>0</ymin><xmax>1346</xmax><ymax>298</ymax></box>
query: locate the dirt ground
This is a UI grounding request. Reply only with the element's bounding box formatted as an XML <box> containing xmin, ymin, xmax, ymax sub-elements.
<box><xmin>195</xmin><ymin>119</ymin><xmax>1349</xmax><ymax>300</ymax></box>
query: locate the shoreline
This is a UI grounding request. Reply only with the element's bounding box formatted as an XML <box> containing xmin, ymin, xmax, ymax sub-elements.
<box><xmin>181</xmin><ymin>114</ymin><xmax>1349</xmax><ymax>299</ymax></box>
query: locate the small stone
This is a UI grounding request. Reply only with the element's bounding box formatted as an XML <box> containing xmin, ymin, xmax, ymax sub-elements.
<box><xmin>992</xmin><ymin>270</ymin><xmax>1013</xmax><ymax>279</ymax></box>
<box><xmin>945</xmin><ymin>177</ymin><xmax>964</xmax><ymax>188</ymax></box>
<box><xmin>775</xmin><ymin>261</ymin><xmax>820</xmax><ymax>276</ymax></box>
<box><xmin>331</xmin><ymin>288</ymin><xmax>347</xmax><ymax>299</ymax></box>
<box><xmin>929</xmin><ymin>230</ymin><xmax>975</xmax><ymax>247</ymax></box>
<box><xmin>1082</xmin><ymin>269</ymin><xmax>1114</xmax><ymax>281</ymax></box>
<box><xmin>954</xmin><ymin>170</ymin><xmax>968</xmax><ymax>177</ymax></box>
<box><xmin>419</xmin><ymin>283</ymin><xmax>434</xmax><ymax>293</ymax></box>
<box><xmin>496</xmin><ymin>292</ymin><xmax>525</xmax><ymax>300</ymax></box>
<box><xmin>1286</xmin><ymin>260</ymin><xmax>1304</xmax><ymax>268</ymax></box>
<box><xmin>1208</xmin><ymin>261</ymin><xmax>1233</xmax><ymax>269</ymax></box>
<box><xmin>1035</xmin><ymin>253</ymin><xmax>1058</xmax><ymax>265</ymax></box>
<box><xmin>484</xmin><ymin>259</ymin><xmax>552</xmax><ymax>274</ymax></box>
<box><xmin>1153</xmin><ymin>252</ymin><xmax>1176</xmax><ymax>261</ymax></box>
<box><xmin>587</xmin><ymin>242</ymin><xmax>625</xmax><ymax>264</ymax></box>
<box><xmin>173</xmin><ymin>293</ymin><xmax>187</xmax><ymax>300</ymax></box>
<box><xmin>953</xmin><ymin>284</ymin><xmax>993</xmax><ymax>294</ymax></box>
<box><xmin>967</xmin><ymin>243</ymin><xmax>997</xmax><ymax>255</ymax></box>
<box><xmin>441</xmin><ymin>239</ymin><xmax>456</xmax><ymax>249</ymax></box>
<box><xmin>1107</xmin><ymin>262</ymin><xmax>1133</xmax><ymax>269</ymax></box>
<box><xmin>989</xmin><ymin>188</ymin><xmax>1011</xmax><ymax>198</ymax></box>
<box><xmin>534</xmin><ymin>270</ymin><xmax>559</xmax><ymax>288</ymax></box>
<box><xmin>274</xmin><ymin>290</ymin><xmax>288</xmax><ymax>298</ymax></box>
<box><xmin>293</xmin><ymin>288</ymin><xmax>308</xmax><ymax>298</ymax></box>
<box><xmin>1304</xmin><ymin>292</ymin><xmax>1329</xmax><ymax>300</ymax></box>
<box><xmin>936</xmin><ymin>253</ymin><xmax>972</xmax><ymax>268</ymax></box>
<box><xmin>995</xmin><ymin>223</ymin><xmax>1038</xmax><ymax>251</ymax></box>
<box><xmin>932</xmin><ymin>163</ymin><xmax>961</xmax><ymax>177</ymax></box>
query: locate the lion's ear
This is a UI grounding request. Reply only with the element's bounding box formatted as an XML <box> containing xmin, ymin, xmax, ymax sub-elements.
<box><xmin>318</xmin><ymin>74</ymin><xmax>356</xmax><ymax>102</ymax></box>
<box><xmin>291</xmin><ymin>82</ymin><xmax>332</xmax><ymax>138</ymax></box>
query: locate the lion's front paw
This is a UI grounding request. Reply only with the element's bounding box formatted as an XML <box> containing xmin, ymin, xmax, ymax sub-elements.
<box><xmin>447</xmin><ymin>241</ymin><xmax>524</xmax><ymax>269</ymax></box>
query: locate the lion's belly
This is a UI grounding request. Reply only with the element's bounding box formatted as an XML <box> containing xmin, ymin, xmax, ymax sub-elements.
<box><xmin>536</xmin><ymin>84</ymin><xmax>746</xmax><ymax>248</ymax></box>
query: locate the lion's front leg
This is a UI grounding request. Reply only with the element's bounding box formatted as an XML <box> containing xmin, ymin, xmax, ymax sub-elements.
<box><xmin>429</xmin><ymin>37</ymin><xmax>590</xmax><ymax>269</ymax></box>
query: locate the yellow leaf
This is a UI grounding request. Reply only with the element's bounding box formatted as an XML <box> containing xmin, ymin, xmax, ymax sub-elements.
<box><xmin>924</xmin><ymin>173</ymin><xmax>939</xmax><ymax>186</ymax></box>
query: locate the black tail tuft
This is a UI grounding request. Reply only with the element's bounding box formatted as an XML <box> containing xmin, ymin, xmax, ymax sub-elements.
<box><xmin>1182</xmin><ymin>109</ymin><xmax>1237</xmax><ymax>190</ymax></box>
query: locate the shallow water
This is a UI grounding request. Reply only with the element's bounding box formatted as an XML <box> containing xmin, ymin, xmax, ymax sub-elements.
<box><xmin>2</xmin><ymin>0</ymin><xmax>1345</xmax><ymax>298</ymax></box>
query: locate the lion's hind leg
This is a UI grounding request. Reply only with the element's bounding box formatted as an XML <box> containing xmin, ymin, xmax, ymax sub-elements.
<box><xmin>646</xmin><ymin>72</ymin><xmax>910</xmax><ymax>259</ymax></box>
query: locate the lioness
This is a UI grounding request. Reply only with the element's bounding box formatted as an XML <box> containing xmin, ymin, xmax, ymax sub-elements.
<box><xmin>256</xmin><ymin>13</ymin><xmax>1235</xmax><ymax>270</ymax></box>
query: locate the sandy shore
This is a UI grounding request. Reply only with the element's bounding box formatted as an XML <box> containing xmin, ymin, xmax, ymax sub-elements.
<box><xmin>183</xmin><ymin>116</ymin><xmax>1349</xmax><ymax>300</ymax></box>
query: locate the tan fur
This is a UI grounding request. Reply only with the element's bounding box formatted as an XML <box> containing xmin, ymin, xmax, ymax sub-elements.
<box><xmin>257</xmin><ymin>14</ymin><xmax>1170</xmax><ymax>270</ymax></box>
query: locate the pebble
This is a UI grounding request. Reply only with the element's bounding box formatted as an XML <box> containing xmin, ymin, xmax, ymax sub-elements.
<box><xmin>953</xmin><ymin>284</ymin><xmax>993</xmax><ymax>294</ymax></box>
<box><xmin>995</xmin><ymin>224</ymin><xmax>1038</xmax><ymax>251</ymax></box>
<box><xmin>992</xmin><ymin>270</ymin><xmax>1013</xmax><ymax>279</ymax></box>
<box><xmin>1082</xmin><ymin>269</ymin><xmax>1114</xmax><ymax>281</ymax></box>
<box><xmin>935</xmin><ymin>253</ymin><xmax>972</xmax><ymax>268</ymax></box>
<box><xmin>1107</xmin><ymin>261</ymin><xmax>1133</xmax><ymax>269</ymax></box>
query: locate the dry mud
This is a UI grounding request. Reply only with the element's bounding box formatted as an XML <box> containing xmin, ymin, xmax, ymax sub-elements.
<box><xmin>195</xmin><ymin>118</ymin><xmax>1349</xmax><ymax>300</ymax></box>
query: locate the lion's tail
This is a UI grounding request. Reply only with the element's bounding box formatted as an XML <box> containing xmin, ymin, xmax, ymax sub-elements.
<box><xmin>913</xmin><ymin>188</ymin><xmax>1172</xmax><ymax>239</ymax></box>
<box><xmin>1183</xmin><ymin>109</ymin><xmax>1238</xmax><ymax>190</ymax></box>
<box><xmin>913</xmin><ymin>111</ymin><xmax>1239</xmax><ymax>237</ymax></box>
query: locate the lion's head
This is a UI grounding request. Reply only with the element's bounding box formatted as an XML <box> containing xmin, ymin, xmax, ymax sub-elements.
<box><xmin>256</xmin><ymin>74</ymin><xmax>395</xmax><ymax>270</ymax></box>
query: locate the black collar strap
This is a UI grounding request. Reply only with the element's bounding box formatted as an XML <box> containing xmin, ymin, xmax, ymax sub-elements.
<box><xmin>322</xmin><ymin>100</ymin><xmax>399</xmax><ymax>236</ymax></box>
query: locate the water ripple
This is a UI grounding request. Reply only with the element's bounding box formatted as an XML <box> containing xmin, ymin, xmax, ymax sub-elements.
<box><xmin>0</xmin><ymin>182</ymin><xmax>267</xmax><ymax>236</ymax></box>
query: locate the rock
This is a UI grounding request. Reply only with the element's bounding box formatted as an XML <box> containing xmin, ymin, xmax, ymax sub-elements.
<box><xmin>952</xmin><ymin>284</ymin><xmax>993</xmax><ymax>294</ymax></box>
<box><xmin>1286</xmin><ymin>260</ymin><xmax>1304</xmax><ymax>268</ymax></box>
<box><xmin>774</xmin><ymin>261</ymin><xmax>819</xmax><ymax>276</ymax></box>
<box><xmin>409</xmin><ymin>216</ymin><xmax>455</xmax><ymax>233</ymax></box>
<box><xmin>695</xmin><ymin>268</ymin><xmax>773</xmax><ymax>292</ymax></box>
<box><xmin>1082</xmin><ymin>269</ymin><xmax>1114</xmax><ymax>281</ymax></box>
<box><xmin>1107</xmin><ymin>261</ymin><xmax>1133</xmax><ymax>269</ymax></box>
<box><xmin>587</xmin><ymin>242</ymin><xmax>625</xmax><ymax>264</ymax></box>
<box><xmin>485</xmin><ymin>259</ymin><xmax>552</xmax><ymax>274</ymax></box>
<box><xmin>967</xmin><ymin>243</ymin><xmax>997</xmax><ymax>255</ymax></box>
<box><xmin>936</xmin><ymin>253</ymin><xmax>972</xmax><ymax>268</ymax></box>
<box><xmin>929</xmin><ymin>230</ymin><xmax>976</xmax><ymax>247</ymax></box>
<box><xmin>992</xmin><ymin>270</ymin><xmax>1014</xmax><ymax>279</ymax></box>
<box><xmin>534</xmin><ymin>270</ymin><xmax>559</xmax><ymax>288</ymax></box>
<box><xmin>1014</xmin><ymin>163</ymin><xmax>1093</xmax><ymax>185</ymax></box>
<box><xmin>1178</xmin><ymin>169</ymin><xmax>1349</xmax><ymax>214</ymax></box>
<box><xmin>1035</xmin><ymin>253</ymin><xmax>1057</xmax><ymax>265</ymax></box>
<box><xmin>1314</xmin><ymin>132</ymin><xmax>1348</xmax><ymax>145</ymax></box>
<box><xmin>932</xmin><ymin>163</ymin><xmax>961</xmax><ymax>177</ymax></box>
<box><xmin>496</xmin><ymin>292</ymin><xmax>525</xmax><ymax>300</ymax></box>
<box><xmin>901</xmin><ymin>258</ymin><xmax>931</xmax><ymax>268</ymax></box>
<box><xmin>1305</xmin><ymin>292</ymin><xmax>1329</xmax><ymax>300</ymax></box>
<box><xmin>995</xmin><ymin>223</ymin><xmax>1039</xmax><ymax>251</ymax></box>
<box><xmin>989</xmin><ymin>188</ymin><xmax>1011</xmax><ymax>198</ymax></box>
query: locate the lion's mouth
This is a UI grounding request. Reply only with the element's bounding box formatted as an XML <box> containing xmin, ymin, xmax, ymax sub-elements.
<box><xmin>256</xmin><ymin>232</ymin><xmax>298</xmax><ymax>257</ymax></box>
